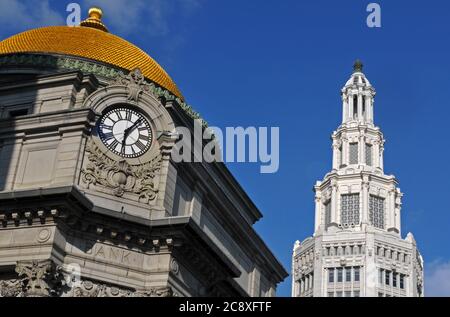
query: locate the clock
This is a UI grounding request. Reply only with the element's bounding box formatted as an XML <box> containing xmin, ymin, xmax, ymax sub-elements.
<box><xmin>98</xmin><ymin>107</ymin><xmax>153</xmax><ymax>158</ymax></box>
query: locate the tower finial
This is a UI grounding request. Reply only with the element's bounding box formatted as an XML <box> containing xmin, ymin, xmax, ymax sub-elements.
<box><xmin>80</xmin><ymin>6</ymin><xmax>109</xmax><ymax>32</ymax></box>
<box><xmin>353</xmin><ymin>59</ymin><xmax>363</xmax><ymax>73</ymax></box>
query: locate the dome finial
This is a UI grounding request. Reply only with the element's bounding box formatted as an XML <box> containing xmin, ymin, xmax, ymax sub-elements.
<box><xmin>88</xmin><ymin>7</ymin><xmax>103</xmax><ymax>20</ymax></box>
<box><xmin>80</xmin><ymin>6</ymin><xmax>108</xmax><ymax>32</ymax></box>
<box><xmin>353</xmin><ymin>59</ymin><xmax>363</xmax><ymax>73</ymax></box>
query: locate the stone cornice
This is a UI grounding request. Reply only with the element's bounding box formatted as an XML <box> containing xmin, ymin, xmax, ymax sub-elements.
<box><xmin>0</xmin><ymin>53</ymin><xmax>207</xmax><ymax>126</ymax></box>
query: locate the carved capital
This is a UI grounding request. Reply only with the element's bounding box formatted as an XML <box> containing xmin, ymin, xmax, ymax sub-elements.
<box><xmin>13</xmin><ymin>260</ymin><xmax>62</xmax><ymax>297</ymax></box>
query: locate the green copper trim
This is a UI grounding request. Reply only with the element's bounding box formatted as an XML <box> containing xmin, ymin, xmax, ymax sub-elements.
<box><xmin>0</xmin><ymin>53</ymin><xmax>207</xmax><ymax>127</ymax></box>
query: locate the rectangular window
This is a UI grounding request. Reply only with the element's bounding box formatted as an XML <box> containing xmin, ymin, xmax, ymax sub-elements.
<box><xmin>8</xmin><ymin>108</ymin><xmax>29</xmax><ymax>118</ymax></box>
<box><xmin>354</xmin><ymin>267</ymin><xmax>360</xmax><ymax>282</ymax></box>
<box><xmin>328</xmin><ymin>292</ymin><xmax>334</xmax><ymax>297</ymax></box>
<box><xmin>369</xmin><ymin>195</ymin><xmax>385</xmax><ymax>229</ymax></box>
<box><xmin>379</xmin><ymin>269</ymin><xmax>383</xmax><ymax>284</ymax></box>
<box><xmin>345</xmin><ymin>291</ymin><xmax>351</xmax><ymax>297</ymax></box>
<box><xmin>385</xmin><ymin>270</ymin><xmax>391</xmax><ymax>286</ymax></box>
<box><xmin>339</xmin><ymin>146</ymin><xmax>343</xmax><ymax>166</ymax></box>
<box><xmin>337</xmin><ymin>268</ymin><xmax>343</xmax><ymax>282</ymax></box>
<box><xmin>349</xmin><ymin>143</ymin><xmax>359</xmax><ymax>164</ymax></box>
<box><xmin>325</xmin><ymin>201</ymin><xmax>331</xmax><ymax>227</ymax></box>
<box><xmin>345</xmin><ymin>268</ymin><xmax>352</xmax><ymax>282</ymax></box>
<box><xmin>336</xmin><ymin>291</ymin><xmax>343</xmax><ymax>297</ymax></box>
<box><xmin>329</xmin><ymin>269</ymin><xmax>335</xmax><ymax>283</ymax></box>
<box><xmin>341</xmin><ymin>194</ymin><xmax>360</xmax><ymax>226</ymax></box>
<box><xmin>393</xmin><ymin>273</ymin><xmax>397</xmax><ymax>288</ymax></box>
<box><xmin>378</xmin><ymin>292</ymin><xmax>384</xmax><ymax>297</ymax></box>
<box><xmin>400</xmin><ymin>275</ymin><xmax>405</xmax><ymax>289</ymax></box>
<box><xmin>365</xmin><ymin>144</ymin><xmax>373</xmax><ymax>166</ymax></box>
<box><xmin>354</xmin><ymin>291</ymin><xmax>360</xmax><ymax>297</ymax></box>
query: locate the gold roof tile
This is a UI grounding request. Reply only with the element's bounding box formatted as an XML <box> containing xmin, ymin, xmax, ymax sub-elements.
<box><xmin>0</xmin><ymin>8</ymin><xmax>183</xmax><ymax>99</ymax></box>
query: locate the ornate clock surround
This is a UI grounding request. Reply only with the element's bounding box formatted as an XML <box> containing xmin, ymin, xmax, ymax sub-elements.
<box><xmin>83</xmin><ymin>72</ymin><xmax>175</xmax><ymax>166</ymax></box>
<box><xmin>80</xmin><ymin>69</ymin><xmax>177</xmax><ymax>206</ymax></box>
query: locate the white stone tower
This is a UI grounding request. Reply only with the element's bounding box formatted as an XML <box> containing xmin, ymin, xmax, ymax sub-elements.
<box><xmin>292</xmin><ymin>61</ymin><xmax>424</xmax><ymax>297</ymax></box>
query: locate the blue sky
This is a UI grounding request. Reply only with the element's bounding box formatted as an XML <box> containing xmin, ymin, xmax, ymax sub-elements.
<box><xmin>1</xmin><ymin>0</ymin><xmax>450</xmax><ymax>297</ymax></box>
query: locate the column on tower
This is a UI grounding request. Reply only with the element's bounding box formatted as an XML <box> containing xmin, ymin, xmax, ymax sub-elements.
<box><xmin>373</xmin><ymin>140</ymin><xmax>380</xmax><ymax>169</ymax></box>
<box><xmin>342</xmin><ymin>137</ymin><xmax>348</xmax><ymax>167</ymax></box>
<box><xmin>314</xmin><ymin>193</ymin><xmax>322</xmax><ymax>233</ymax></box>
<box><xmin>369</xmin><ymin>95</ymin><xmax>375</xmax><ymax>123</ymax></box>
<box><xmin>348</xmin><ymin>94</ymin><xmax>354</xmax><ymax>121</ymax></box>
<box><xmin>342</xmin><ymin>95</ymin><xmax>348</xmax><ymax>123</ymax></box>
<box><xmin>330</xmin><ymin>180</ymin><xmax>338</xmax><ymax>227</ymax></box>
<box><xmin>359</xmin><ymin>133</ymin><xmax>365</xmax><ymax>166</ymax></box>
<box><xmin>387</xmin><ymin>188</ymin><xmax>396</xmax><ymax>230</ymax></box>
<box><xmin>357</xmin><ymin>93</ymin><xmax>363</xmax><ymax>122</ymax></box>
<box><xmin>332</xmin><ymin>140</ymin><xmax>339</xmax><ymax>170</ymax></box>
<box><xmin>394</xmin><ymin>190</ymin><xmax>402</xmax><ymax>234</ymax></box>
<box><xmin>361</xmin><ymin>177</ymin><xmax>370</xmax><ymax>226</ymax></box>
<box><xmin>380</xmin><ymin>146</ymin><xmax>385</xmax><ymax>170</ymax></box>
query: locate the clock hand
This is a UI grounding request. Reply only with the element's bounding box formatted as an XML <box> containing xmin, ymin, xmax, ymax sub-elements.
<box><xmin>124</xmin><ymin>118</ymin><xmax>143</xmax><ymax>140</ymax></box>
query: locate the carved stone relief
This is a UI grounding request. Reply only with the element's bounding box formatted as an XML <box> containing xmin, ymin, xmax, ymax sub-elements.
<box><xmin>81</xmin><ymin>140</ymin><xmax>162</xmax><ymax>204</ymax></box>
<box><xmin>0</xmin><ymin>261</ymin><xmax>173</xmax><ymax>297</ymax></box>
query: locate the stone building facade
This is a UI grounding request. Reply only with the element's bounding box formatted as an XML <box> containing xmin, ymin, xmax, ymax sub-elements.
<box><xmin>0</xmin><ymin>8</ymin><xmax>287</xmax><ymax>297</ymax></box>
<box><xmin>292</xmin><ymin>62</ymin><xmax>424</xmax><ymax>297</ymax></box>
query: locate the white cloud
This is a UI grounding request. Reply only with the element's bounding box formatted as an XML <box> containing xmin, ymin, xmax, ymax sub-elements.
<box><xmin>82</xmin><ymin>0</ymin><xmax>202</xmax><ymax>37</ymax></box>
<box><xmin>0</xmin><ymin>0</ymin><xmax>64</xmax><ymax>34</ymax></box>
<box><xmin>425</xmin><ymin>260</ymin><xmax>450</xmax><ymax>297</ymax></box>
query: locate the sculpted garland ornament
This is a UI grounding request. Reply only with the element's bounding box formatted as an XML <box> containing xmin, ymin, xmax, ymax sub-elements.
<box><xmin>81</xmin><ymin>140</ymin><xmax>161</xmax><ymax>203</ymax></box>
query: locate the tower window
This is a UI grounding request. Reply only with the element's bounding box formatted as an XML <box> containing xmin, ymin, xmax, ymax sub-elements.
<box><xmin>345</xmin><ymin>267</ymin><xmax>351</xmax><ymax>282</ymax></box>
<box><xmin>400</xmin><ymin>275</ymin><xmax>405</xmax><ymax>289</ymax></box>
<box><xmin>349</xmin><ymin>143</ymin><xmax>358</xmax><ymax>164</ymax></box>
<box><xmin>369</xmin><ymin>195</ymin><xmax>385</xmax><ymax>229</ymax></box>
<box><xmin>354</xmin><ymin>267</ymin><xmax>360</xmax><ymax>282</ymax></box>
<box><xmin>353</xmin><ymin>95</ymin><xmax>358</xmax><ymax>119</ymax></box>
<box><xmin>365</xmin><ymin>144</ymin><xmax>373</xmax><ymax>166</ymax></box>
<box><xmin>341</xmin><ymin>194</ymin><xmax>360</xmax><ymax>226</ymax></box>
<box><xmin>325</xmin><ymin>201</ymin><xmax>331</xmax><ymax>227</ymax></box>
<box><xmin>329</xmin><ymin>269</ymin><xmax>335</xmax><ymax>283</ymax></box>
<box><xmin>337</xmin><ymin>268</ymin><xmax>343</xmax><ymax>282</ymax></box>
<box><xmin>385</xmin><ymin>270</ymin><xmax>391</xmax><ymax>286</ymax></box>
<box><xmin>8</xmin><ymin>108</ymin><xmax>29</xmax><ymax>118</ymax></box>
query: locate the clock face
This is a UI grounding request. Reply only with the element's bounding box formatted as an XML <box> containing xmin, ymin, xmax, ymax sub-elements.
<box><xmin>98</xmin><ymin>107</ymin><xmax>153</xmax><ymax>158</ymax></box>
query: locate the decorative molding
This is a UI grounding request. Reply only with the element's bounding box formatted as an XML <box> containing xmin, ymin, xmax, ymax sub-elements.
<box><xmin>112</xmin><ymin>68</ymin><xmax>155</xmax><ymax>103</ymax></box>
<box><xmin>81</xmin><ymin>140</ymin><xmax>161</xmax><ymax>204</ymax></box>
<box><xmin>0</xmin><ymin>279</ymin><xmax>23</xmax><ymax>297</ymax></box>
<box><xmin>0</xmin><ymin>53</ymin><xmax>207</xmax><ymax>126</ymax></box>
<box><xmin>66</xmin><ymin>280</ymin><xmax>172</xmax><ymax>297</ymax></box>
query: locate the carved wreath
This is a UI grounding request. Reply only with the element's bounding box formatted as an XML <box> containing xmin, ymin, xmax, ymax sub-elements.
<box><xmin>81</xmin><ymin>140</ymin><xmax>162</xmax><ymax>204</ymax></box>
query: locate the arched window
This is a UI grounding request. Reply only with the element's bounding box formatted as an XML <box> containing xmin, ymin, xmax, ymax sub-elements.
<box><xmin>353</xmin><ymin>95</ymin><xmax>358</xmax><ymax>119</ymax></box>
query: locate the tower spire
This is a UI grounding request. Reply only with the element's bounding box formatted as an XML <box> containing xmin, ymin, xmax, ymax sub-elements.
<box><xmin>353</xmin><ymin>59</ymin><xmax>363</xmax><ymax>73</ymax></box>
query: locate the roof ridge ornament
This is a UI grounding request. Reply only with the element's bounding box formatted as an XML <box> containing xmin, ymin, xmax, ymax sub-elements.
<box><xmin>353</xmin><ymin>59</ymin><xmax>363</xmax><ymax>73</ymax></box>
<box><xmin>80</xmin><ymin>7</ymin><xmax>109</xmax><ymax>32</ymax></box>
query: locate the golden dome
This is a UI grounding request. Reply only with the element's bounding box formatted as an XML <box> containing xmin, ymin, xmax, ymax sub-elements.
<box><xmin>0</xmin><ymin>8</ymin><xmax>183</xmax><ymax>99</ymax></box>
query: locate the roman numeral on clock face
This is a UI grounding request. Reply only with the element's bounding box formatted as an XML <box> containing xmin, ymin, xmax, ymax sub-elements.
<box><xmin>135</xmin><ymin>140</ymin><xmax>147</xmax><ymax>151</ymax></box>
<box><xmin>102</xmin><ymin>132</ymin><xmax>114</xmax><ymax>142</ymax></box>
<box><xmin>99</xmin><ymin>107</ymin><xmax>152</xmax><ymax>158</ymax></box>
